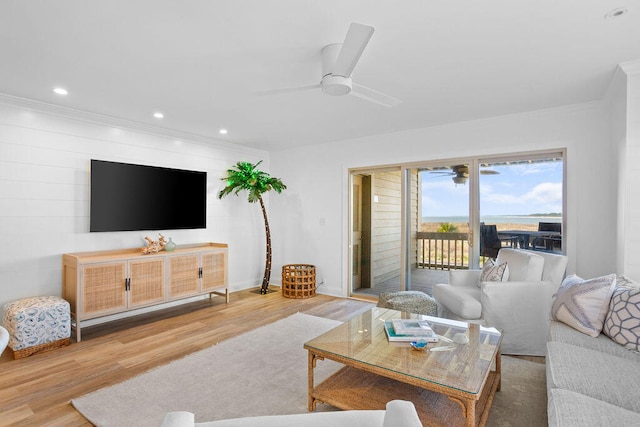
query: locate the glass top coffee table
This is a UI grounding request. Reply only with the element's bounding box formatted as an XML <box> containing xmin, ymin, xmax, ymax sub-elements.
<box><xmin>304</xmin><ymin>308</ymin><xmax>502</xmax><ymax>427</ymax></box>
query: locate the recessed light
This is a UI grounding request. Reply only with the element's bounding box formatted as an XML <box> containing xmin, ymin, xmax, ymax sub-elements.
<box><xmin>605</xmin><ymin>7</ymin><xmax>628</xmax><ymax>19</ymax></box>
<box><xmin>219</xmin><ymin>129</ymin><xmax>228</xmax><ymax>135</ymax></box>
<box><xmin>153</xmin><ymin>112</ymin><xmax>164</xmax><ymax>119</ymax></box>
<box><xmin>53</xmin><ymin>87</ymin><xmax>68</xmax><ymax>95</ymax></box>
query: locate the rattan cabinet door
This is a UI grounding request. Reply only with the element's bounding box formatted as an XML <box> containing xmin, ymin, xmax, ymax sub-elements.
<box><xmin>129</xmin><ymin>258</ymin><xmax>166</xmax><ymax>308</ymax></box>
<box><xmin>201</xmin><ymin>251</ymin><xmax>227</xmax><ymax>292</ymax></box>
<box><xmin>168</xmin><ymin>254</ymin><xmax>200</xmax><ymax>299</ymax></box>
<box><xmin>81</xmin><ymin>262</ymin><xmax>127</xmax><ymax>318</ymax></box>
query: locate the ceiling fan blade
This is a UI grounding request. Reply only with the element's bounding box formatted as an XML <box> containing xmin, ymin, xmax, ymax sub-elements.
<box><xmin>352</xmin><ymin>82</ymin><xmax>402</xmax><ymax>108</ymax></box>
<box><xmin>480</xmin><ymin>170</ymin><xmax>500</xmax><ymax>175</ymax></box>
<box><xmin>332</xmin><ymin>23</ymin><xmax>375</xmax><ymax>78</ymax></box>
<box><xmin>255</xmin><ymin>84</ymin><xmax>321</xmax><ymax>96</ymax></box>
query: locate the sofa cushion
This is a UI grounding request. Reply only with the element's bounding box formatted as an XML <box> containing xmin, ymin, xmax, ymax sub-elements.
<box><xmin>522</xmin><ymin>250</ymin><xmax>568</xmax><ymax>286</ymax></box>
<box><xmin>479</xmin><ymin>259</ymin><xmax>509</xmax><ymax>284</ymax></box>
<box><xmin>603</xmin><ymin>276</ymin><xmax>640</xmax><ymax>352</ymax></box>
<box><xmin>551</xmin><ymin>274</ymin><xmax>616</xmax><ymax>337</ymax></box>
<box><xmin>548</xmin><ymin>321</ymin><xmax>638</xmax><ymax>361</ymax></box>
<box><xmin>546</xmin><ymin>342</ymin><xmax>640</xmax><ymax>413</ymax></box>
<box><xmin>548</xmin><ymin>388</ymin><xmax>640</xmax><ymax>427</ymax></box>
<box><xmin>496</xmin><ymin>249</ymin><xmax>544</xmax><ymax>282</ymax></box>
<box><xmin>432</xmin><ymin>284</ymin><xmax>482</xmax><ymax>319</ymax></box>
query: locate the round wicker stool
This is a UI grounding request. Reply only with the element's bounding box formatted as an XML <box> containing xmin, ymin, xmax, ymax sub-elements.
<box><xmin>377</xmin><ymin>291</ymin><xmax>438</xmax><ymax>316</ymax></box>
<box><xmin>282</xmin><ymin>264</ymin><xmax>316</xmax><ymax>298</ymax></box>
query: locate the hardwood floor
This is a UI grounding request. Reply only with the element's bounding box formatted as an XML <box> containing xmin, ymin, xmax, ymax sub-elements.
<box><xmin>0</xmin><ymin>288</ymin><xmax>543</xmax><ymax>426</ymax></box>
<box><xmin>0</xmin><ymin>288</ymin><xmax>375</xmax><ymax>426</ymax></box>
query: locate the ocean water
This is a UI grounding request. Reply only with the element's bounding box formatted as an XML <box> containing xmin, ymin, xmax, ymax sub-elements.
<box><xmin>423</xmin><ymin>215</ymin><xmax>561</xmax><ymax>225</ymax></box>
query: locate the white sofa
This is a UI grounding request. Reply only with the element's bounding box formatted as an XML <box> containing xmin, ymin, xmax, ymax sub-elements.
<box><xmin>433</xmin><ymin>248</ymin><xmax>568</xmax><ymax>356</ymax></box>
<box><xmin>161</xmin><ymin>400</ymin><xmax>423</xmax><ymax>427</ymax></box>
<box><xmin>546</xmin><ymin>320</ymin><xmax>640</xmax><ymax>426</ymax></box>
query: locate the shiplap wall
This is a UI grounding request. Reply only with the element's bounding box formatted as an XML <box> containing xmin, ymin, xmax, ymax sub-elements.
<box><xmin>0</xmin><ymin>98</ymin><xmax>269</xmax><ymax>308</ymax></box>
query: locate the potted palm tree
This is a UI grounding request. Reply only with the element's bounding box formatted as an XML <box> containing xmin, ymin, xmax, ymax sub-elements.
<box><xmin>218</xmin><ymin>161</ymin><xmax>286</xmax><ymax>294</ymax></box>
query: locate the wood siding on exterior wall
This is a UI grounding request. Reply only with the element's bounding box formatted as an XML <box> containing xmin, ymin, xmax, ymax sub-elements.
<box><xmin>371</xmin><ymin>171</ymin><xmax>401</xmax><ymax>285</ymax></box>
<box><xmin>370</xmin><ymin>170</ymin><xmax>419</xmax><ymax>286</ymax></box>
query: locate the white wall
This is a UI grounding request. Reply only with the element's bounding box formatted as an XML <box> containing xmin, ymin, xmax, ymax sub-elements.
<box><xmin>626</xmin><ymin>65</ymin><xmax>640</xmax><ymax>278</ymax></box>
<box><xmin>607</xmin><ymin>66</ymin><xmax>628</xmax><ymax>275</ymax></box>
<box><xmin>0</xmin><ymin>97</ymin><xmax>270</xmax><ymax>308</ymax></box>
<box><xmin>270</xmin><ymin>102</ymin><xmax>616</xmax><ymax>297</ymax></box>
<box><xmin>613</xmin><ymin>61</ymin><xmax>640</xmax><ymax>279</ymax></box>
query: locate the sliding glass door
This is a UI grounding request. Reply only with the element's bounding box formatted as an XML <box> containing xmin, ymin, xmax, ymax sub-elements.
<box><xmin>349</xmin><ymin>150</ymin><xmax>565</xmax><ymax>297</ymax></box>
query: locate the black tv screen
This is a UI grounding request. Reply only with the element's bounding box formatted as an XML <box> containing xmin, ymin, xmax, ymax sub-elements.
<box><xmin>90</xmin><ymin>159</ymin><xmax>207</xmax><ymax>232</ymax></box>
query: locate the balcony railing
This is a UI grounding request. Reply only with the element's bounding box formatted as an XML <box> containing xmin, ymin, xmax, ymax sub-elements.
<box><xmin>417</xmin><ymin>232</ymin><xmax>469</xmax><ymax>270</ymax></box>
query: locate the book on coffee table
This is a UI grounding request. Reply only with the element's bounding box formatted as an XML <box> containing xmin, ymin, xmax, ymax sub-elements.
<box><xmin>384</xmin><ymin>320</ymin><xmax>438</xmax><ymax>342</ymax></box>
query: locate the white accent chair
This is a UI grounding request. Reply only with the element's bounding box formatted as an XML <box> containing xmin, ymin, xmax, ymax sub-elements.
<box><xmin>433</xmin><ymin>248</ymin><xmax>568</xmax><ymax>356</ymax></box>
<box><xmin>0</xmin><ymin>325</ymin><xmax>9</xmax><ymax>356</ymax></box>
<box><xmin>161</xmin><ymin>400</ymin><xmax>423</xmax><ymax>427</ymax></box>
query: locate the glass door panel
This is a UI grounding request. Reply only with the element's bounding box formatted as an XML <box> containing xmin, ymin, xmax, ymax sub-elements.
<box><xmin>478</xmin><ymin>154</ymin><xmax>564</xmax><ymax>267</ymax></box>
<box><xmin>415</xmin><ymin>163</ymin><xmax>472</xmax><ymax>288</ymax></box>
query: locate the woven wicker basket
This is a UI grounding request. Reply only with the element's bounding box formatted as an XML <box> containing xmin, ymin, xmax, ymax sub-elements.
<box><xmin>282</xmin><ymin>264</ymin><xmax>316</xmax><ymax>299</ymax></box>
<box><xmin>13</xmin><ymin>337</ymin><xmax>70</xmax><ymax>359</ymax></box>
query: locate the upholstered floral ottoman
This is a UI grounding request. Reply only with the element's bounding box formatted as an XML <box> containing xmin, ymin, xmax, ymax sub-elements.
<box><xmin>2</xmin><ymin>296</ymin><xmax>71</xmax><ymax>359</ymax></box>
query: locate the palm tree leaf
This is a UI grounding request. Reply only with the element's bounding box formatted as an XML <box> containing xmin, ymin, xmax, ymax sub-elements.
<box><xmin>218</xmin><ymin>160</ymin><xmax>286</xmax><ymax>203</ymax></box>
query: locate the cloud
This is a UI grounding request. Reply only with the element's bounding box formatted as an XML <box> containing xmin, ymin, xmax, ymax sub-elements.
<box><xmin>483</xmin><ymin>182</ymin><xmax>562</xmax><ymax>213</ymax></box>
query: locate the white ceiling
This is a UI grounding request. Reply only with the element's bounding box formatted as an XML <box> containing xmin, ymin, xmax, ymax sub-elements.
<box><xmin>1</xmin><ymin>1</ymin><xmax>639</xmax><ymax>151</ymax></box>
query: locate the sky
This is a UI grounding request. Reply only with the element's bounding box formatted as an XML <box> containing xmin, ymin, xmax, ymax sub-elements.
<box><xmin>421</xmin><ymin>160</ymin><xmax>563</xmax><ymax>217</ymax></box>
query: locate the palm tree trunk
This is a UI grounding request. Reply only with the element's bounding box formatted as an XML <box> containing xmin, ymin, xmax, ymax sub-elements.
<box><xmin>258</xmin><ymin>196</ymin><xmax>271</xmax><ymax>294</ymax></box>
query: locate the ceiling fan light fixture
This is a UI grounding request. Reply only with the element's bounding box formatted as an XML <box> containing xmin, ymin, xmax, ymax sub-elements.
<box><xmin>452</xmin><ymin>176</ymin><xmax>468</xmax><ymax>185</ymax></box>
<box><xmin>321</xmin><ymin>75</ymin><xmax>352</xmax><ymax>96</ymax></box>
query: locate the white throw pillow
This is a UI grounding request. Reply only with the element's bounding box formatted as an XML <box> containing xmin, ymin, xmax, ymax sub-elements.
<box><xmin>479</xmin><ymin>259</ymin><xmax>509</xmax><ymax>285</ymax></box>
<box><xmin>551</xmin><ymin>274</ymin><xmax>616</xmax><ymax>337</ymax></box>
<box><xmin>603</xmin><ymin>275</ymin><xmax>640</xmax><ymax>352</ymax></box>
<box><xmin>495</xmin><ymin>248</ymin><xmax>543</xmax><ymax>281</ymax></box>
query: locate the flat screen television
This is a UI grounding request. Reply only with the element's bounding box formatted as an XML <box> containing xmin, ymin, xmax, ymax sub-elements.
<box><xmin>90</xmin><ymin>159</ymin><xmax>207</xmax><ymax>232</ymax></box>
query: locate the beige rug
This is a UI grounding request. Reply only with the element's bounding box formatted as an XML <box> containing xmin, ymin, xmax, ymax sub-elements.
<box><xmin>72</xmin><ymin>313</ymin><xmax>546</xmax><ymax>426</ymax></box>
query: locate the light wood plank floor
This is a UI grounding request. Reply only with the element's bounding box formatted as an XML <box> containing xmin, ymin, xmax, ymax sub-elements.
<box><xmin>0</xmin><ymin>288</ymin><xmax>376</xmax><ymax>426</ymax></box>
<box><xmin>0</xmin><ymin>288</ymin><xmax>542</xmax><ymax>426</ymax></box>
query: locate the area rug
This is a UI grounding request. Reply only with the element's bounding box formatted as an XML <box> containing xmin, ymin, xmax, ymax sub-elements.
<box><xmin>72</xmin><ymin>313</ymin><xmax>547</xmax><ymax>426</ymax></box>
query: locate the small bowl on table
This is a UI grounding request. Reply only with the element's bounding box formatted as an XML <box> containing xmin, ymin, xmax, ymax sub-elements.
<box><xmin>410</xmin><ymin>339</ymin><xmax>428</xmax><ymax>351</ymax></box>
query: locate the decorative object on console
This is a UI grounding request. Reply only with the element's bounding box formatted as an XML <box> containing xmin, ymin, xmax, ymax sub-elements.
<box><xmin>141</xmin><ymin>233</ymin><xmax>167</xmax><ymax>254</ymax></box>
<box><xmin>603</xmin><ymin>275</ymin><xmax>640</xmax><ymax>351</ymax></box>
<box><xmin>164</xmin><ymin>237</ymin><xmax>176</xmax><ymax>252</ymax></box>
<box><xmin>218</xmin><ymin>160</ymin><xmax>286</xmax><ymax>294</ymax></box>
<box><xmin>551</xmin><ymin>274</ymin><xmax>617</xmax><ymax>337</ymax></box>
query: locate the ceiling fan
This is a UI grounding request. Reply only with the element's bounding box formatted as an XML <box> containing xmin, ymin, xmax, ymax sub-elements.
<box><xmin>428</xmin><ymin>165</ymin><xmax>500</xmax><ymax>185</ymax></box>
<box><xmin>260</xmin><ymin>23</ymin><xmax>401</xmax><ymax>108</ymax></box>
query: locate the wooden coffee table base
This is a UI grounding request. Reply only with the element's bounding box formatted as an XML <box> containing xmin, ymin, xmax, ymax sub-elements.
<box><xmin>308</xmin><ymin>359</ymin><xmax>500</xmax><ymax>427</ymax></box>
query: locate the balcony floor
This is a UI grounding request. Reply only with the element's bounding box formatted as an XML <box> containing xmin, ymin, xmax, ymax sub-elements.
<box><xmin>351</xmin><ymin>267</ymin><xmax>450</xmax><ymax>298</ymax></box>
